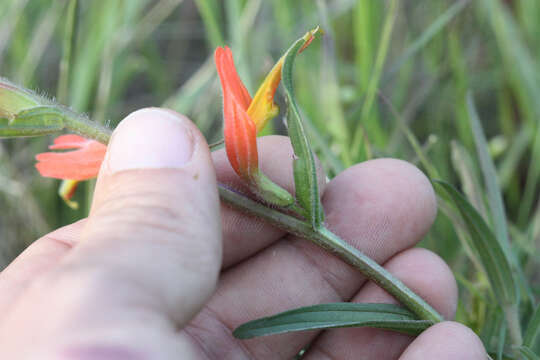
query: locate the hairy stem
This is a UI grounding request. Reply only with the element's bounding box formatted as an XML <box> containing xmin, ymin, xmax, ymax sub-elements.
<box><xmin>219</xmin><ymin>185</ymin><xmax>443</xmax><ymax>323</ymax></box>
<box><xmin>61</xmin><ymin>108</ymin><xmax>112</xmax><ymax>144</ymax></box>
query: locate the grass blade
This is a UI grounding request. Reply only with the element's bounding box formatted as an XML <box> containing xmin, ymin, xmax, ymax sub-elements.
<box><xmin>57</xmin><ymin>0</ymin><xmax>78</xmax><ymax>104</ymax></box>
<box><xmin>450</xmin><ymin>141</ymin><xmax>486</xmax><ymax>217</ymax></box>
<box><xmin>351</xmin><ymin>0</ymin><xmax>398</xmax><ymax>161</ymax></box>
<box><xmin>433</xmin><ymin>180</ymin><xmax>517</xmax><ymax>306</ymax></box>
<box><xmin>496</xmin><ymin>318</ymin><xmax>507</xmax><ymax>360</ymax></box>
<box><xmin>316</xmin><ymin>0</ymin><xmax>350</xmax><ymax>165</ymax></box>
<box><xmin>387</xmin><ymin>0</ymin><xmax>470</xmax><ymax>77</ymax></box>
<box><xmin>524</xmin><ymin>304</ymin><xmax>540</xmax><ymax>350</ymax></box>
<box><xmin>467</xmin><ymin>92</ymin><xmax>515</xmax><ymax>268</ymax></box>
<box><xmin>467</xmin><ymin>94</ymin><xmax>525</xmax><ymax>347</ymax></box>
<box><xmin>518</xmin><ymin>346</ymin><xmax>540</xmax><ymax>360</ymax></box>
<box><xmin>194</xmin><ymin>0</ymin><xmax>224</xmax><ymax>48</ymax></box>
<box><xmin>233</xmin><ymin>303</ymin><xmax>433</xmax><ymax>339</ymax></box>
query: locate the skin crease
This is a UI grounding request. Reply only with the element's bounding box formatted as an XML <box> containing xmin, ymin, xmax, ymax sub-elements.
<box><xmin>0</xmin><ymin>108</ymin><xmax>486</xmax><ymax>359</ymax></box>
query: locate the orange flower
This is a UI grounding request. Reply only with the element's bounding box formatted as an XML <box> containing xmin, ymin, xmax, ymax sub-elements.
<box><xmin>35</xmin><ymin>134</ymin><xmax>106</xmax><ymax>180</ymax></box>
<box><xmin>35</xmin><ymin>134</ymin><xmax>106</xmax><ymax>208</ymax></box>
<box><xmin>214</xmin><ymin>46</ymin><xmax>283</xmax><ymax>182</ymax></box>
<box><xmin>215</xmin><ymin>46</ymin><xmax>295</xmax><ymax>206</ymax></box>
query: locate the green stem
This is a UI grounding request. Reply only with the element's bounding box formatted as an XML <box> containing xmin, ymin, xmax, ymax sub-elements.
<box><xmin>317</xmin><ymin>227</ymin><xmax>442</xmax><ymax>322</ymax></box>
<box><xmin>35</xmin><ymin>112</ymin><xmax>444</xmax><ymax>324</ymax></box>
<box><xmin>61</xmin><ymin>108</ymin><xmax>112</xmax><ymax>144</ymax></box>
<box><xmin>219</xmin><ymin>185</ymin><xmax>443</xmax><ymax>323</ymax></box>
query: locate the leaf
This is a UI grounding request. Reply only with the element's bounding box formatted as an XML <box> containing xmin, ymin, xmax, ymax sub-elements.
<box><xmin>518</xmin><ymin>346</ymin><xmax>540</xmax><ymax>360</ymax></box>
<box><xmin>524</xmin><ymin>304</ymin><xmax>540</xmax><ymax>350</ymax></box>
<box><xmin>450</xmin><ymin>140</ymin><xmax>487</xmax><ymax>217</ymax></box>
<box><xmin>496</xmin><ymin>317</ymin><xmax>507</xmax><ymax>360</ymax></box>
<box><xmin>433</xmin><ymin>181</ymin><xmax>517</xmax><ymax>305</ymax></box>
<box><xmin>480</xmin><ymin>306</ymin><xmax>504</xmax><ymax>351</ymax></box>
<box><xmin>0</xmin><ymin>77</ymin><xmax>41</xmax><ymax>115</ymax></box>
<box><xmin>478</xmin><ymin>0</ymin><xmax>540</xmax><ymax>226</ymax></box>
<box><xmin>467</xmin><ymin>93</ymin><xmax>516</xmax><ymax>270</ymax></box>
<box><xmin>282</xmin><ymin>27</ymin><xmax>324</xmax><ymax>228</ymax></box>
<box><xmin>0</xmin><ymin>106</ymin><xmax>65</xmax><ymax>137</ymax></box>
<box><xmin>388</xmin><ymin>0</ymin><xmax>471</xmax><ymax>76</ymax></box>
<box><xmin>233</xmin><ymin>303</ymin><xmax>433</xmax><ymax>339</ymax></box>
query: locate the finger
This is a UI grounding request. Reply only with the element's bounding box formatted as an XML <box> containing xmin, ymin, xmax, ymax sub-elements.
<box><xmin>0</xmin><ymin>220</ymin><xmax>84</xmax><ymax>317</ymax></box>
<box><xmin>0</xmin><ymin>108</ymin><xmax>222</xmax><ymax>357</ymax></box>
<box><xmin>183</xmin><ymin>159</ymin><xmax>438</xmax><ymax>359</ymax></box>
<box><xmin>213</xmin><ymin>135</ymin><xmax>326</xmax><ymax>268</ymax></box>
<box><xmin>399</xmin><ymin>322</ymin><xmax>486</xmax><ymax>360</ymax></box>
<box><xmin>304</xmin><ymin>248</ymin><xmax>458</xmax><ymax>359</ymax></box>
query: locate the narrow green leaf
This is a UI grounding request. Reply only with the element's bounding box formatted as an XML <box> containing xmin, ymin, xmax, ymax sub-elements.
<box><xmin>233</xmin><ymin>303</ymin><xmax>433</xmax><ymax>339</ymax></box>
<box><xmin>351</xmin><ymin>0</ymin><xmax>398</xmax><ymax>161</ymax></box>
<box><xmin>480</xmin><ymin>306</ymin><xmax>504</xmax><ymax>350</ymax></box>
<box><xmin>57</xmin><ymin>0</ymin><xmax>79</xmax><ymax>104</ymax></box>
<box><xmin>388</xmin><ymin>0</ymin><xmax>470</xmax><ymax>76</ymax></box>
<box><xmin>468</xmin><ymin>93</ymin><xmax>523</xmax><ymax>344</ymax></box>
<box><xmin>282</xmin><ymin>27</ymin><xmax>324</xmax><ymax>228</ymax></box>
<box><xmin>524</xmin><ymin>304</ymin><xmax>540</xmax><ymax>350</ymax></box>
<box><xmin>498</xmin><ymin>127</ymin><xmax>531</xmax><ymax>188</ymax></box>
<box><xmin>194</xmin><ymin>0</ymin><xmax>224</xmax><ymax>48</ymax></box>
<box><xmin>479</xmin><ymin>0</ymin><xmax>540</xmax><ymax>226</ymax></box>
<box><xmin>0</xmin><ymin>106</ymin><xmax>65</xmax><ymax>137</ymax></box>
<box><xmin>496</xmin><ymin>318</ymin><xmax>507</xmax><ymax>360</ymax></box>
<box><xmin>16</xmin><ymin>1</ymin><xmax>66</xmax><ymax>86</ymax></box>
<box><xmin>518</xmin><ymin>346</ymin><xmax>540</xmax><ymax>360</ymax></box>
<box><xmin>433</xmin><ymin>181</ymin><xmax>517</xmax><ymax>305</ymax></box>
<box><xmin>316</xmin><ymin>0</ymin><xmax>350</xmax><ymax>165</ymax></box>
<box><xmin>450</xmin><ymin>140</ymin><xmax>487</xmax><ymax>217</ymax></box>
<box><xmin>467</xmin><ymin>92</ymin><xmax>516</xmax><ymax>270</ymax></box>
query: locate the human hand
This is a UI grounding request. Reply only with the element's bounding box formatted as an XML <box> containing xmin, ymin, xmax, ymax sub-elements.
<box><xmin>0</xmin><ymin>108</ymin><xmax>486</xmax><ymax>359</ymax></box>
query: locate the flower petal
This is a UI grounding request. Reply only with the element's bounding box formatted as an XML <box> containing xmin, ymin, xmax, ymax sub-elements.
<box><xmin>246</xmin><ymin>57</ymin><xmax>283</xmax><ymax>132</ymax></box>
<box><xmin>35</xmin><ymin>135</ymin><xmax>107</xmax><ymax>180</ymax></box>
<box><xmin>222</xmin><ymin>76</ymin><xmax>259</xmax><ymax>180</ymax></box>
<box><xmin>215</xmin><ymin>46</ymin><xmax>252</xmax><ymax>110</ymax></box>
<box><xmin>215</xmin><ymin>47</ymin><xmax>259</xmax><ymax>181</ymax></box>
<box><xmin>48</xmin><ymin>134</ymin><xmax>90</xmax><ymax>149</ymax></box>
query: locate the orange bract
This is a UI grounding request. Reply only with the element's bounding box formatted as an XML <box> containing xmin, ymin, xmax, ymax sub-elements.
<box><xmin>35</xmin><ymin>134</ymin><xmax>107</xmax><ymax>180</ymax></box>
<box><xmin>215</xmin><ymin>46</ymin><xmax>259</xmax><ymax>181</ymax></box>
<box><xmin>215</xmin><ymin>46</ymin><xmax>284</xmax><ymax>182</ymax></box>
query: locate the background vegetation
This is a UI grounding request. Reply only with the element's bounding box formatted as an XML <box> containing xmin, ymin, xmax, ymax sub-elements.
<box><xmin>0</xmin><ymin>0</ymin><xmax>539</xmax><ymax>357</ymax></box>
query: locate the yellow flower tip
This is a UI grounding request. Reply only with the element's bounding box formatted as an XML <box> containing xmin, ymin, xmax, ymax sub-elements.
<box><xmin>58</xmin><ymin>179</ymin><xmax>80</xmax><ymax>210</ymax></box>
<box><xmin>247</xmin><ymin>57</ymin><xmax>284</xmax><ymax>132</ymax></box>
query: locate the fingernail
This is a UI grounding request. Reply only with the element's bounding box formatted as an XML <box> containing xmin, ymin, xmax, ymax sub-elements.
<box><xmin>107</xmin><ymin>108</ymin><xmax>194</xmax><ymax>172</ymax></box>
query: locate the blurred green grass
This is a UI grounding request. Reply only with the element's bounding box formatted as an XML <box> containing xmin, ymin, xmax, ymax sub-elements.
<box><xmin>1</xmin><ymin>0</ymin><xmax>539</xmax><ymax>356</ymax></box>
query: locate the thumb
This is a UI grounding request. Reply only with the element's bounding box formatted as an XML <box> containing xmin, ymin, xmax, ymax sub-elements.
<box><xmin>81</xmin><ymin>108</ymin><xmax>222</xmax><ymax>325</ymax></box>
<box><xmin>0</xmin><ymin>108</ymin><xmax>223</xmax><ymax>358</ymax></box>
